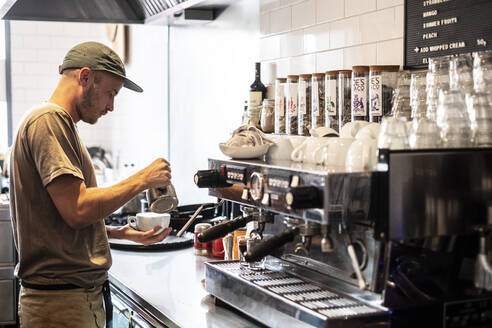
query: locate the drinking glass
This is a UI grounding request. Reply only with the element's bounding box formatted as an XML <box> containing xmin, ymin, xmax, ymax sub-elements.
<box><xmin>391</xmin><ymin>72</ymin><xmax>412</xmax><ymax>120</ymax></box>
<box><xmin>473</xmin><ymin>50</ymin><xmax>492</xmax><ymax>93</ymax></box>
<box><xmin>449</xmin><ymin>53</ymin><xmax>473</xmax><ymax>93</ymax></box>
<box><xmin>408</xmin><ymin>118</ymin><xmax>441</xmax><ymax>149</ymax></box>
<box><xmin>436</xmin><ymin>89</ymin><xmax>473</xmax><ymax>148</ymax></box>
<box><xmin>377</xmin><ymin>117</ymin><xmax>409</xmax><ymax>150</ymax></box>
<box><xmin>468</xmin><ymin>92</ymin><xmax>492</xmax><ymax>146</ymax></box>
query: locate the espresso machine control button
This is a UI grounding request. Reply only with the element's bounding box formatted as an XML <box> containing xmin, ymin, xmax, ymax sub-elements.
<box><xmin>241</xmin><ymin>188</ymin><xmax>249</xmax><ymax>200</ymax></box>
<box><xmin>286</xmin><ymin>186</ymin><xmax>322</xmax><ymax>209</ymax></box>
<box><xmin>194</xmin><ymin>170</ymin><xmax>231</xmax><ymax>188</ymax></box>
<box><xmin>261</xmin><ymin>193</ymin><xmax>270</xmax><ymax>206</ymax></box>
<box><xmin>290</xmin><ymin>175</ymin><xmax>300</xmax><ymax>188</ymax></box>
<box><xmin>249</xmin><ymin>172</ymin><xmax>265</xmax><ymax>201</ymax></box>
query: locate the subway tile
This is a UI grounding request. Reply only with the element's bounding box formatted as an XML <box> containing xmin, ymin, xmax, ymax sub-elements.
<box><xmin>280</xmin><ymin>30</ymin><xmax>304</xmax><ymax>57</ymax></box>
<box><xmin>10</xmin><ymin>36</ymin><xmax>23</xmax><ymax>50</ymax></box>
<box><xmin>11</xmin><ymin>75</ymin><xmax>38</xmax><ymax>89</ymax></box>
<box><xmin>304</xmin><ymin>22</ymin><xmax>330</xmax><ymax>53</ymax></box>
<box><xmin>290</xmin><ymin>53</ymin><xmax>316</xmax><ymax>75</ymax></box>
<box><xmin>260</xmin><ymin>12</ymin><xmax>270</xmax><ymax>35</ymax></box>
<box><xmin>280</xmin><ymin>0</ymin><xmax>305</xmax><ymax>6</ymax></box>
<box><xmin>23</xmin><ymin>35</ymin><xmax>52</xmax><ymax>50</ymax></box>
<box><xmin>10</xmin><ymin>21</ymin><xmax>38</xmax><ymax>36</ymax></box>
<box><xmin>11</xmin><ymin>62</ymin><xmax>24</xmax><ymax>75</ymax></box>
<box><xmin>260</xmin><ymin>35</ymin><xmax>281</xmax><ymax>61</ymax></box>
<box><xmin>316</xmin><ymin>0</ymin><xmax>344</xmax><ymax>23</ymax></box>
<box><xmin>316</xmin><ymin>49</ymin><xmax>344</xmax><ymax>72</ymax></box>
<box><xmin>292</xmin><ymin>0</ymin><xmax>316</xmax><ymax>29</ymax></box>
<box><xmin>11</xmin><ymin>89</ymin><xmax>26</xmax><ymax>103</ymax></box>
<box><xmin>37</xmin><ymin>49</ymin><xmax>65</xmax><ymax>64</ymax></box>
<box><xmin>11</xmin><ymin>48</ymin><xmax>37</xmax><ymax>62</ymax></box>
<box><xmin>276</xmin><ymin>58</ymin><xmax>292</xmax><ymax>77</ymax></box>
<box><xmin>270</xmin><ymin>7</ymin><xmax>292</xmax><ymax>34</ymax></box>
<box><xmin>261</xmin><ymin>0</ymin><xmax>280</xmax><ymax>13</ymax></box>
<box><xmin>395</xmin><ymin>5</ymin><xmax>404</xmax><ymax>38</ymax></box>
<box><xmin>24</xmin><ymin>62</ymin><xmax>57</xmax><ymax>75</ymax></box>
<box><xmin>343</xmin><ymin>43</ymin><xmax>377</xmax><ymax>67</ymax></box>
<box><xmin>377</xmin><ymin>0</ymin><xmax>403</xmax><ymax>9</ymax></box>
<box><xmin>345</xmin><ymin>0</ymin><xmax>377</xmax><ymax>17</ymax></box>
<box><xmin>377</xmin><ymin>38</ymin><xmax>403</xmax><ymax>67</ymax></box>
<box><xmin>330</xmin><ymin>17</ymin><xmax>360</xmax><ymax>49</ymax></box>
<box><xmin>359</xmin><ymin>8</ymin><xmax>399</xmax><ymax>43</ymax></box>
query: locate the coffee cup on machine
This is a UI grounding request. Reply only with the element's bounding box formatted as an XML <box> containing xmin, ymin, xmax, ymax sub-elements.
<box><xmin>128</xmin><ymin>212</ymin><xmax>170</xmax><ymax>235</ymax></box>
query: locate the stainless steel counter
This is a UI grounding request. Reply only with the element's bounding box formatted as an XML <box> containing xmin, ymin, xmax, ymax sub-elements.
<box><xmin>109</xmin><ymin>247</ymin><xmax>263</xmax><ymax>328</ymax></box>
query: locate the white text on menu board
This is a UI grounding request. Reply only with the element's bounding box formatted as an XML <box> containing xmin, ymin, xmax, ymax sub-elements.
<box><xmin>423</xmin><ymin>0</ymin><xmax>451</xmax><ymax>6</ymax></box>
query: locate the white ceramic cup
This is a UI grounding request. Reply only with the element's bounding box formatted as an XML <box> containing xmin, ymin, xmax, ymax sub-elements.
<box><xmin>340</xmin><ymin>121</ymin><xmax>370</xmax><ymax>139</ymax></box>
<box><xmin>129</xmin><ymin>212</ymin><xmax>170</xmax><ymax>235</ymax></box>
<box><xmin>345</xmin><ymin>139</ymin><xmax>378</xmax><ymax>172</ymax></box>
<box><xmin>355</xmin><ymin>123</ymin><xmax>381</xmax><ymax>140</ymax></box>
<box><xmin>312</xmin><ymin>138</ymin><xmax>354</xmax><ymax>167</ymax></box>
<box><xmin>287</xmin><ymin>135</ymin><xmax>308</xmax><ymax>149</ymax></box>
<box><xmin>266</xmin><ymin>135</ymin><xmax>294</xmax><ymax>161</ymax></box>
<box><xmin>291</xmin><ymin>137</ymin><xmax>333</xmax><ymax>163</ymax></box>
<box><xmin>310</xmin><ymin>126</ymin><xmax>339</xmax><ymax>137</ymax></box>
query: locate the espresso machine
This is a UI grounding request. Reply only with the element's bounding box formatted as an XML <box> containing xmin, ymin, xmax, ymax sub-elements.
<box><xmin>194</xmin><ymin>148</ymin><xmax>492</xmax><ymax>327</ymax></box>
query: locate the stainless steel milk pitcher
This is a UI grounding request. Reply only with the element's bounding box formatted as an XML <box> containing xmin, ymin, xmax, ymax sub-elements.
<box><xmin>146</xmin><ymin>183</ymin><xmax>179</xmax><ymax>213</ymax></box>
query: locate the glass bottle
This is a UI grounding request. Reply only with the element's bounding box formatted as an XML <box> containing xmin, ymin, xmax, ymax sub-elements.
<box><xmin>338</xmin><ymin>70</ymin><xmax>352</xmax><ymax>128</ymax></box>
<box><xmin>325</xmin><ymin>70</ymin><xmax>338</xmax><ymax>132</ymax></box>
<box><xmin>285</xmin><ymin>75</ymin><xmax>299</xmax><ymax>135</ymax></box>
<box><xmin>369</xmin><ymin>65</ymin><xmax>399</xmax><ymax>123</ymax></box>
<box><xmin>298</xmin><ymin>74</ymin><xmax>312</xmax><ymax>136</ymax></box>
<box><xmin>274</xmin><ymin>78</ymin><xmax>287</xmax><ymax>134</ymax></box>
<box><xmin>260</xmin><ymin>99</ymin><xmax>275</xmax><ymax>133</ymax></box>
<box><xmin>351</xmin><ymin>66</ymin><xmax>369</xmax><ymax>121</ymax></box>
<box><xmin>311</xmin><ymin>73</ymin><xmax>325</xmax><ymax>129</ymax></box>
<box><xmin>249</xmin><ymin>62</ymin><xmax>267</xmax><ymax>108</ymax></box>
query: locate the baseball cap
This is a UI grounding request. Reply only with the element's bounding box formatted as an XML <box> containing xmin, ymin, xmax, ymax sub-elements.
<box><xmin>58</xmin><ymin>41</ymin><xmax>143</xmax><ymax>93</ymax></box>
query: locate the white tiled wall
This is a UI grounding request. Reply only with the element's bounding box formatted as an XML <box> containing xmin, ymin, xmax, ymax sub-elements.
<box><xmin>260</xmin><ymin>0</ymin><xmax>404</xmax><ymax>76</ymax></box>
<box><xmin>9</xmin><ymin>21</ymin><xmax>168</xmax><ymax>181</ymax></box>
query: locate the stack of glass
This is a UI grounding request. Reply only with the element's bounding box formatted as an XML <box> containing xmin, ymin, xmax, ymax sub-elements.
<box><xmin>408</xmin><ymin>72</ymin><xmax>441</xmax><ymax>149</ymax></box>
<box><xmin>390</xmin><ymin>71</ymin><xmax>412</xmax><ymax>120</ymax></box>
<box><xmin>471</xmin><ymin>51</ymin><xmax>492</xmax><ymax>146</ymax></box>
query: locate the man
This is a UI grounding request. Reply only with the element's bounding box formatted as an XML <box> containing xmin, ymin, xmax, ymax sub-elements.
<box><xmin>9</xmin><ymin>41</ymin><xmax>172</xmax><ymax>327</ymax></box>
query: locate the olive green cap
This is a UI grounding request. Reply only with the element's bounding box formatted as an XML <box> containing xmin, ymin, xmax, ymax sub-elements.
<box><xmin>58</xmin><ymin>41</ymin><xmax>143</xmax><ymax>93</ymax></box>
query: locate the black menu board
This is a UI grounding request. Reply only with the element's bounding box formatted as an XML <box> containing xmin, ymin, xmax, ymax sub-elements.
<box><xmin>405</xmin><ymin>0</ymin><xmax>492</xmax><ymax>69</ymax></box>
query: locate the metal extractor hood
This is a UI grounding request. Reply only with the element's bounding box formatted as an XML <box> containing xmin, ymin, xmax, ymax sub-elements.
<box><xmin>0</xmin><ymin>0</ymin><xmax>232</xmax><ymax>24</ymax></box>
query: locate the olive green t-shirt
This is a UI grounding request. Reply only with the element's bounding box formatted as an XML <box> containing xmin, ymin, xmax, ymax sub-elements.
<box><xmin>9</xmin><ymin>102</ymin><xmax>111</xmax><ymax>288</ymax></box>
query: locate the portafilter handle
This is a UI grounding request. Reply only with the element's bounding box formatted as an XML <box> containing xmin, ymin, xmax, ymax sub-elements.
<box><xmin>244</xmin><ymin>227</ymin><xmax>300</xmax><ymax>263</ymax></box>
<box><xmin>197</xmin><ymin>216</ymin><xmax>253</xmax><ymax>243</ymax></box>
<box><xmin>176</xmin><ymin>199</ymin><xmax>225</xmax><ymax>237</ymax></box>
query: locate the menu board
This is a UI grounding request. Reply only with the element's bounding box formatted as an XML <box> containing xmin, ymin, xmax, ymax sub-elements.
<box><xmin>405</xmin><ymin>0</ymin><xmax>492</xmax><ymax>69</ymax></box>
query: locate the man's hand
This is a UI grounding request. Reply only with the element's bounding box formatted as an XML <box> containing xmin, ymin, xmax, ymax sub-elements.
<box><xmin>141</xmin><ymin>158</ymin><xmax>172</xmax><ymax>189</ymax></box>
<box><xmin>108</xmin><ymin>225</ymin><xmax>172</xmax><ymax>246</ymax></box>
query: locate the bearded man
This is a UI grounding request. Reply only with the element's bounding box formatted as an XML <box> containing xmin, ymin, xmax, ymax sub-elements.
<box><xmin>9</xmin><ymin>41</ymin><xmax>172</xmax><ymax>328</ymax></box>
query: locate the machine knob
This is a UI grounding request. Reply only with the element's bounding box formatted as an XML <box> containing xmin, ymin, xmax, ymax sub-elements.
<box><xmin>285</xmin><ymin>186</ymin><xmax>322</xmax><ymax>209</ymax></box>
<box><xmin>194</xmin><ymin>170</ymin><xmax>231</xmax><ymax>188</ymax></box>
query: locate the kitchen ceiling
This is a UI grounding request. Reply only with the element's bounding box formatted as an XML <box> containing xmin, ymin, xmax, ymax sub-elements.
<box><xmin>0</xmin><ymin>0</ymin><xmax>233</xmax><ymax>24</ymax></box>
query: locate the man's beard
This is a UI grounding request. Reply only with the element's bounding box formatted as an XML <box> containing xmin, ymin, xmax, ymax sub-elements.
<box><xmin>77</xmin><ymin>84</ymin><xmax>98</xmax><ymax>125</ymax></box>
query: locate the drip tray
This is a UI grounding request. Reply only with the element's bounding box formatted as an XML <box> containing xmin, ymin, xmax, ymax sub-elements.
<box><xmin>205</xmin><ymin>261</ymin><xmax>389</xmax><ymax>328</ymax></box>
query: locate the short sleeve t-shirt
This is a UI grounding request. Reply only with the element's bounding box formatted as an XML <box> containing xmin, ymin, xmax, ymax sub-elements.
<box><xmin>9</xmin><ymin>102</ymin><xmax>112</xmax><ymax>288</ymax></box>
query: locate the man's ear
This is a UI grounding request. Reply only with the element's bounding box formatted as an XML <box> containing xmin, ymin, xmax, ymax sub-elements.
<box><xmin>79</xmin><ymin>67</ymin><xmax>92</xmax><ymax>87</ymax></box>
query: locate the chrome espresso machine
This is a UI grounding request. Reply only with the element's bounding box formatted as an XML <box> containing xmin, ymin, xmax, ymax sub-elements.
<box><xmin>194</xmin><ymin>148</ymin><xmax>492</xmax><ymax>328</ymax></box>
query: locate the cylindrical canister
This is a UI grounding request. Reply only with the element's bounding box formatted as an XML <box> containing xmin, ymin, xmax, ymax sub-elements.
<box><xmin>194</xmin><ymin>223</ymin><xmax>212</xmax><ymax>256</ymax></box>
